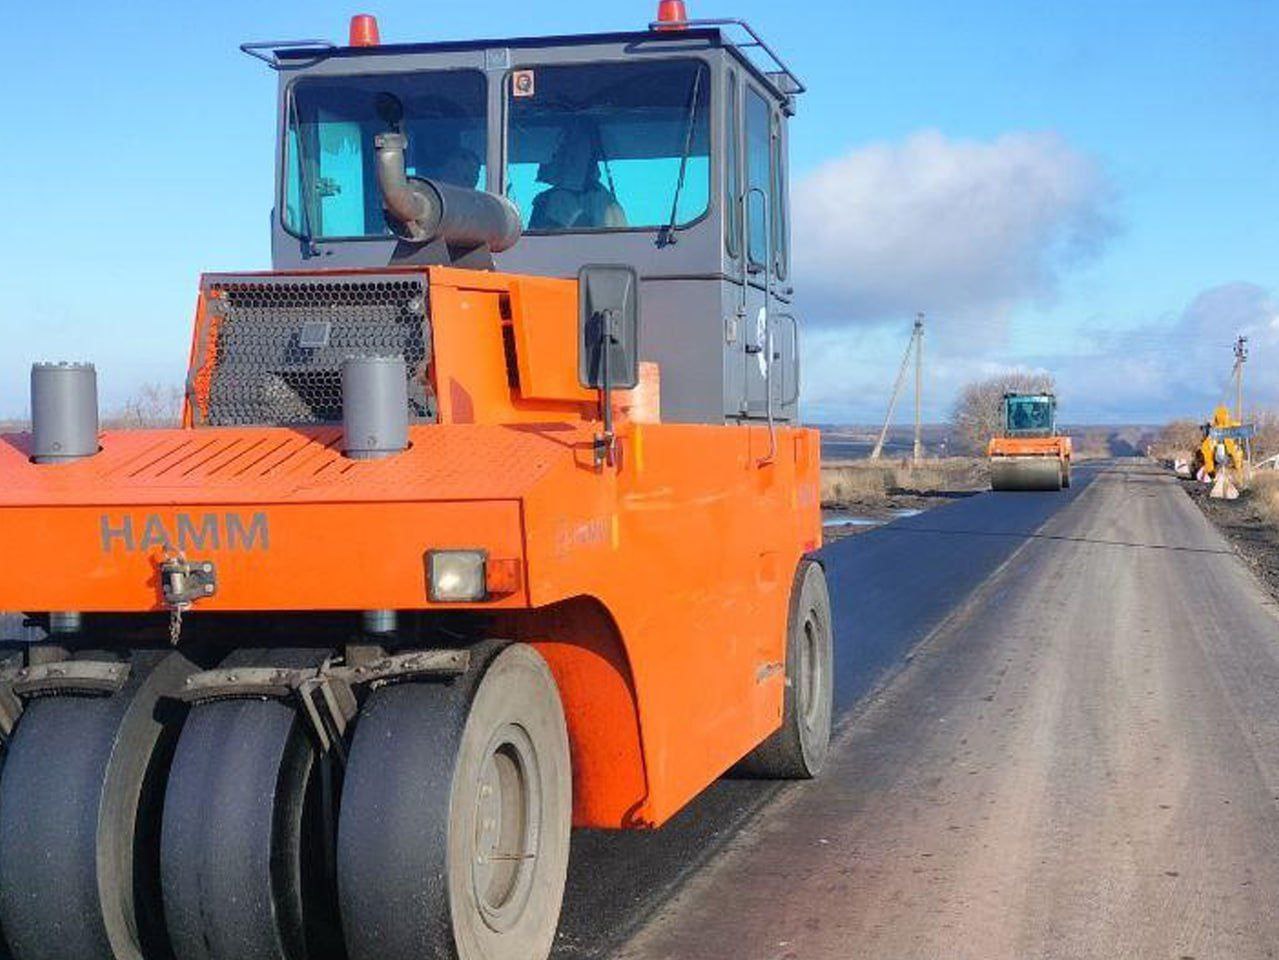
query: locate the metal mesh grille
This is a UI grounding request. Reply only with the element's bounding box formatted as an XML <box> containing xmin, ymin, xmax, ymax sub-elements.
<box><xmin>201</xmin><ymin>275</ymin><xmax>431</xmax><ymax>426</ymax></box>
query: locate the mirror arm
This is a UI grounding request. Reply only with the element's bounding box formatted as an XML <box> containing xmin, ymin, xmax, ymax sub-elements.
<box><xmin>594</xmin><ymin>309</ymin><xmax>618</xmax><ymax>469</ymax></box>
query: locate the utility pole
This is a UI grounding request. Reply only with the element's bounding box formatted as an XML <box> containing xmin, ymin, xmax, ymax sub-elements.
<box><xmin>1233</xmin><ymin>335</ymin><xmax>1248</xmax><ymax>423</ymax></box>
<box><xmin>1233</xmin><ymin>335</ymin><xmax>1250</xmax><ymax>465</ymax></box>
<box><xmin>870</xmin><ymin>315</ymin><xmax>924</xmax><ymax>461</ymax></box>
<box><xmin>913</xmin><ymin>313</ymin><xmax>924</xmax><ymax>463</ymax></box>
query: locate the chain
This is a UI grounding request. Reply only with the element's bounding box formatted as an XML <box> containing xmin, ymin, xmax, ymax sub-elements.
<box><xmin>164</xmin><ymin>549</ymin><xmax>188</xmax><ymax>646</ymax></box>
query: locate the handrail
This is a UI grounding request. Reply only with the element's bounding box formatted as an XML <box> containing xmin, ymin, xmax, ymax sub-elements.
<box><xmin>647</xmin><ymin>18</ymin><xmax>806</xmax><ymax>97</ymax></box>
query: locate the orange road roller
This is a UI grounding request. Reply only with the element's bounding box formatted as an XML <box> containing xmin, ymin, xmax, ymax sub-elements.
<box><xmin>0</xmin><ymin>8</ymin><xmax>832</xmax><ymax>960</ymax></box>
<box><xmin>988</xmin><ymin>392</ymin><xmax>1072</xmax><ymax>491</ymax></box>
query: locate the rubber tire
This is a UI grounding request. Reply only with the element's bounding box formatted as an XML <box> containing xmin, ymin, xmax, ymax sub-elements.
<box><xmin>338</xmin><ymin>643</ymin><xmax>571</xmax><ymax>960</ymax></box>
<box><xmin>161</xmin><ymin>652</ymin><xmax>341</xmax><ymax>960</ymax></box>
<box><xmin>1063</xmin><ymin>462</ymin><xmax>1072</xmax><ymax>488</ymax></box>
<box><xmin>736</xmin><ymin>560</ymin><xmax>834</xmax><ymax>779</ymax></box>
<box><xmin>0</xmin><ymin>651</ymin><xmax>194</xmax><ymax>960</ymax></box>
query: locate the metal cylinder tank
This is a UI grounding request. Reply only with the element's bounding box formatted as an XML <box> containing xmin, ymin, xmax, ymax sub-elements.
<box><xmin>341</xmin><ymin>356</ymin><xmax>409</xmax><ymax>461</ymax></box>
<box><xmin>30</xmin><ymin>362</ymin><xmax>99</xmax><ymax>464</ymax></box>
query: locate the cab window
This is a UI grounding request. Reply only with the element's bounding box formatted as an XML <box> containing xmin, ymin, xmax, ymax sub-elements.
<box><xmin>771</xmin><ymin>111</ymin><xmax>789</xmax><ymax>280</ymax></box>
<box><xmin>725</xmin><ymin>70</ymin><xmax>742</xmax><ymax>259</ymax></box>
<box><xmin>505</xmin><ymin>60</ymin><xmax>711</xmax><ymax>233</ymax></box>
<box><xmin>283</xmin><ymin>70</ymin><xmax>487</xmax><ymax>240</ymax></box>
<box><xmin>745</xmin><ymin>87</ymin><xmax>771</xmax><ymax>269</ymax></box>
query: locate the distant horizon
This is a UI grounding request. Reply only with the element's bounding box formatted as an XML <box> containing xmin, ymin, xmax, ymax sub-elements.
<box><xmin>0</xmin><ymin>410</ymin><xmax>1182</xmax><ymax>431</ymax></box>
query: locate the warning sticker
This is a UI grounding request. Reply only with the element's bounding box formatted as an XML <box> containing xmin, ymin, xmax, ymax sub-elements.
<box><xmin>512</xmin><ymin>70</ymin><xmax>536</xmax><ymax>98</ymax></box>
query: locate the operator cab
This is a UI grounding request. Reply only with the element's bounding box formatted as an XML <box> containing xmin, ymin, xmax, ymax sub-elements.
<box><xmin>1004</xmin><ymin>393</ymin><xmax>1057</xmax><ymax>438</ymax></box>
<box><xmin>248</xmin><ymin>5</ymin><xmax>804</xmax><ymax>425</ymax></box>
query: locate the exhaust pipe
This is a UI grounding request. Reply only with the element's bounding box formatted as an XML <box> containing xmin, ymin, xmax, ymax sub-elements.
<box><xmin>342</xmin><ymin>355</ymin><xmax>409</xmax><ymax>461</ymax></box>
<box><xmin>31</xmin><ymin>363</ymin><xmax>99</xmax><ymax>636</ymax></box>
<box><xmin>343</xmin><ymin>355</ymin><xmax>409</xmax><ymax>638</ymax></box>
<box><xmin>373</xmin><ymin>132</ymin><xmax>522</xmax><ymax>252</ymax></box>
<box><xmin>30</xmin><ymin>362</ymin><xmax>99</xmax><ymax>464</ymax></box>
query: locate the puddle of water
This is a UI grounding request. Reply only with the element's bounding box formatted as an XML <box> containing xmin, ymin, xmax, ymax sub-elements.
<box><xmin>822</xmin><ymin>507</ymin><xmax>922</xmax><ymax>528</ymax></box>
<box><xmin>823</xmin><ymin>514</ymin><xmax>880</xmax><ymax>528</ymax></box>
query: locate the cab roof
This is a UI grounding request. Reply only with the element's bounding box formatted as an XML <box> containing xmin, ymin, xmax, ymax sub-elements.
<box><xmin>273</xmin><ymin>27</ymin><xmax>725</xmax><ymax>62</ymax></box>
<box><xmin>247</xmin><ymin>21</ymin><xmax>804</xmax><ymax>105</ymax></box>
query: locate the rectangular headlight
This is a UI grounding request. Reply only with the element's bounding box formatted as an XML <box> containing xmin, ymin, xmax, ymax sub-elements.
<box><xmin>428</xmin><ymin>550</ymin><xmax>487</xmax><ymax>602</ymax></box>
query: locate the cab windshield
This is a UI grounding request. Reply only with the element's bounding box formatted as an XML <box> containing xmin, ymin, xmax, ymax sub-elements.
<box><xmin>505</xmin><ymin>60</ymin><xmax>711</xmax><ymax>233</ymax></box>
<box><xmin>1006</xmin><ymin>397</ymin><xmax>1054</xmax><ymax>434</ymax></box>
<box><xmin>283</xmin><ymin>70</ymin><xmax>487</xmax><ymax>241</ymax></box>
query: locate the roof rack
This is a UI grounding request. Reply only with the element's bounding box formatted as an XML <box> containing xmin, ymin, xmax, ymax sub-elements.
<box><xmin>240</xmin><ymin>19</ymin><xmax>805</xmax><ymax>96</ymax></box>
<box><xmin>646</xmin><ymin>18</ymin><xmax>806</xmax><ymax>96</ymax></box>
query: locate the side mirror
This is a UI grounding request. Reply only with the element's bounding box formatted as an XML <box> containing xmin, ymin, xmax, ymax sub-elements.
<box><xmin>578</xmin><ymin>264</ymin><xmax>639</xmax><ymax>390</ymax></box>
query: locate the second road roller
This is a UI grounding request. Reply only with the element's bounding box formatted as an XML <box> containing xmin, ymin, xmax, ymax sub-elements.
<box><xmin>988</xmin><ymin>392</ymin><xmax>1073</xmax><ymax>491</ymax></box>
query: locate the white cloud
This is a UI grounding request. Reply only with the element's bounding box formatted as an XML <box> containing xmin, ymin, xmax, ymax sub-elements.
<box><xmin>1180</xmin><ymin>283</ymin><xmax>1279</xmax><ymax>344</ymax></box>
<box><xmin>786</xmin><ymin>129</ymin><xmax>1279</xmax><ymax>424</ymax></box>
<box><xmin>793</xmin><ymin>129</ymin><xmax>1115</xmax><ymax>326</ymax></box>
<box><xmin>802</xmin><ymin>282</ymin><xmax>1279</xmax><ymax>425</ymax></box>
<box><xmin>801</xmin><ymin>322</ymin><xmax>1054</xmax><ymax>424</ymax></box>
<box><xmin>1058</xmin><ymin>282</ymin><xmax>1279</xmax><ymax>420</ymax></box>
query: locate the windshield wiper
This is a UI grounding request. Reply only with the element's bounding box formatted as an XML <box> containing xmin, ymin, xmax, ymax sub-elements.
<box><xmin>658</xmin><ymin>68</ymin><xmax>704</xmax><ymax>248</ymax></box>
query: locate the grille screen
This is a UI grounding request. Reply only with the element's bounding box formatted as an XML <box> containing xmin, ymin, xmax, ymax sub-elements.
<box><xmin>197</xmin><ymin>275</ymin><xmax>431</xmax><ymax>426</ymax></box>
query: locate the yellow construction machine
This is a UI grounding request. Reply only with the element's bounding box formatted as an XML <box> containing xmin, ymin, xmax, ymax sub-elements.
<box><xmin>1196</xmin><ymin>405</ymin><xmax>1246</xmax><ymax>481</ymax></box>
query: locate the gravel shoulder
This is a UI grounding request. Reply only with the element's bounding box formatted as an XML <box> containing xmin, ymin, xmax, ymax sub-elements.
<box><xmin>1184</xmin><ymin>476</ymin><xmax>1279</xmax><ymax>604</ymax></box>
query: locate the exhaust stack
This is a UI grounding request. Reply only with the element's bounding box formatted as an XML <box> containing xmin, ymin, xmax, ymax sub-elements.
<box><xmin>373</xmin><ymin>132</ymin><xmax>522</xmax><ymax>252</ymax></box>
<box><xmin>341</xmin><ymin>355</ymin><xmax>409</xmax><ymax>461</ymax></box>
<box><xmin>30</xmin><ymin>362</ymin><xmax>99</xmax><ymax>464</ymax></box>
<box><xmin>343</xmin><ymin>355</ymin><xmax>410</xmax><ymax>638</ymax></box>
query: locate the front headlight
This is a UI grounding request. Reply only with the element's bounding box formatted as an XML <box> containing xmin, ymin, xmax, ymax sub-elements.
<box><xmin>428</xmin><ymin>550</ymin><xmax>487</xmax><ymax>602</ymax></box>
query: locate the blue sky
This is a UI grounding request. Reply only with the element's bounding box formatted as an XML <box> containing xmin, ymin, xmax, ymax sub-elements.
<box><xmin>0</xmin><ymin>0</ymin><xmax>1274</xmax><ymax>423</ymax></box>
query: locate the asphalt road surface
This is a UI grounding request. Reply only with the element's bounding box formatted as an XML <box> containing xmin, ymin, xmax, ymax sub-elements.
<box><xmin>561</xmin><ymin>461</ymin><xmax>1279</xmax><ymax>959</ymax></box>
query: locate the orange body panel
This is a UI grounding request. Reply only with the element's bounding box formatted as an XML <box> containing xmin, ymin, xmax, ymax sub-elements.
<box><xmin>987</xmin><ymin>435</ymin><xmax>1072</xmax><ymax>460</ymax></box>
<box><xmin>0</xmin><ymin>266</ymin><xmax>821</xmax><ymax>831</ymax></box>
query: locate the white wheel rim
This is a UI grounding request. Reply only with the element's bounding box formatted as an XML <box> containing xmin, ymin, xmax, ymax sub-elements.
<box><xmin>471</xmin><ymin>722</ymin><xmax>541</xmax><ymax>933</ymax></box>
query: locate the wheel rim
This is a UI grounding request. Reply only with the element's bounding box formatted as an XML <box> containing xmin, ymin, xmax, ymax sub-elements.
<box><xmin>471</xmin><ymin>722</ymin><xmax>541</xmax><ymax>934</ymax></box>
<box><xmin>799</xmin><ymin>610</ymin><xmax>823</xmax><ymax>734</ymax></box>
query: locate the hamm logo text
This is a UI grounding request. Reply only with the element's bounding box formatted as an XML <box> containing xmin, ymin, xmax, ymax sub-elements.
<box><xmin>100</xmin><ymin>513</ymin><xmax>270</xmax><ymax>553</ymax></box>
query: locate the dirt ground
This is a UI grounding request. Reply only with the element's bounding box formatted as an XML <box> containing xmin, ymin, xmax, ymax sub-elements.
<box><xmin>1185</xmin><ymin>477</ymin><xmax>1279</xmax><ymax>604</ymax></box>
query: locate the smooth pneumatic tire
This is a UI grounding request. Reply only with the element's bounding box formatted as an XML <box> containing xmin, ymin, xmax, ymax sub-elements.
<box><xmin>338</xmin><ymin>643</ymin><xmax>571</xmax><ymax>960</ymax></box>
<box><xmin>0</xmin><ymin>651</ymin><xmax>195</xmax><ymax>960</ymax></box>
<box><xmin>161</xmin><ymin>652</ymin><xmax>341</xmax><ymax>960</ymax></box>
<box><xmin>736</xmin><ymin>560</ymin><xmax>834</xmax><ymax>779</ymax></box>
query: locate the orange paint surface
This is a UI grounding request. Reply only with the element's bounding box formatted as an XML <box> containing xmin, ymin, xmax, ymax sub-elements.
<box><xmin>987</xmin><ymin>435</ymin><xmax>1073</xmax><ymax>460</ymax></box>
<box><xmin>0</xmin><ymin>265</ymin><xmax>821</xmax><ymax>830</ymax></box>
